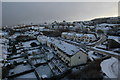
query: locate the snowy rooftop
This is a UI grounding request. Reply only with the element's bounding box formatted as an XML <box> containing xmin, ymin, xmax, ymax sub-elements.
<box><xmin>9</xmin><ymin>33</ymin><xmax>21</xmax><ymax>39</ymax></box>
<box><xmin>24</xmin><ymin>31</ymin><xmax>39</xmax><ymax>35</ymax></box>
<box><xmin>62</xmin><ymin>32</ymin><xmax>96</xmax><ymax>38</ymax></box>
<box><xmin>85</xmin><ymin>34</ymin><xmax>96</xmax><ymax>38</ymax></box>
<box><xmin>108</xmin><ymin>36</ymin><xmax>120</xmax><ymax>43</ymax></box>
<box><xmin>37</xmin><ymin>35</ymin><xmax>48</xmax><ymax>42</ymax></box>
<box><xmin>62</xmin><ymin>32</ymin><xmax>68</xmax><ymax>35</ymax></box>
<box><xmin>67</xmin><ymin>33</ymin><xmax>75</xmax><ymax>36</ymax></box>
<box><xmin>22</xmin><ymin>40</ymin><xmax>39</xmax><ymax>47</ymax></box>
<box><xmin>97</xmin><ymin>23</ymin><xmax>120</xmax><ymax>26</ymax></box>
<box><xmin>0</xmin><ymin>38</ymin><xmax>9</xmax><ymax>44</ymax></box>
<box><xmin>76</xmin><ymin>34</ymin><xmax>83</xmax><ymax>37</ymax></box>
<box><xmin>48</xmin><ymin>37</ymin><xmax>81</xmax><ymax>56</ymax></box>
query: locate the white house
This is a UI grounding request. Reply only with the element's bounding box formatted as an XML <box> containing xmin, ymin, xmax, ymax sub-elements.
<box><xmin>83</xmin><ymin>34</ymin><xmax>97</xmax><ymax>42</ymax></box>
<box><xmin>61</xmin><ymin>32</ymin><xmax>97</xmax><ymax>43</ymax></box>
<box><xmin>37</xmin><ymin>35</ymin><xmax>88</xmax><ymax>67</ymax></box>
<box><xmin>46</xmin><ymin>37</ymin><xmax>88</xmax><ymax>67</ymax></box>
<box><xmin>75</xmin><ymin>33</ymin><xmax>84</xmax><ymax>42</ymax></box>
<box><xmin>37</xmin><ymin>35</ymin><xmax>48</xmax><ymax>45</ymax></box>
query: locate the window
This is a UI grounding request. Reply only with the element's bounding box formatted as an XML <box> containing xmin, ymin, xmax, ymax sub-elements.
<box><xmin>78</xmin><ymin>56</ymin><xmax>81</xmax><ymax>59</ymax></box>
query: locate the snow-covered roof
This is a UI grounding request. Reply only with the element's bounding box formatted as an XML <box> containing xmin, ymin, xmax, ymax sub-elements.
<box><xmin>38</xmin><ymin>35</ymin><xmax>48</xmax><ymax>41</ymax></box>
<box><xmin>85</xmin><ymin>34</ymin><xmax>96</xmax><ymax>38</ymax></box>
<box><xmin>0</xmin><ymin>38</ymin><xmax>9</xmax><ymax>44</ymax></box>
<box><xmin>24</xmin><ymin>31</ymin><xmax>39</xmax><ymax>35</ymax></box>
<box><xmin>96</xmin><ymin>26</ymin><xmax>111</xmax><ymax>31</ymax></box>
<box><xmin>9</xmin><ymin>33</ymin><xmax>21</xmax><ymax>39</ymax></box>
<box><xmin>0</xmin><ymin>31</ymin><xmax>8</xmax><ymax>36</ymax></box>
<box><xmin>97</xmin><ymin>23</ymin><xmax>120</xmax><ymax>27</ymax></box>
<box><xmin>108</xmin><ymin>36</ymin><xmax>120</xmax><ymax>43</ymax></box>
<box><xmin>62</xmin><ymin>32</ymin><xmax>68</xmax><ymax>35</ymax></box>
<box><xmin>76</xmin><ymin>34</ymin><xmax>83</xmax><ymax>37</ymax></box>
<box><xmin>37</xmin><ymin>35</ymin><xmax>49</xmax><ymax>44</ymax></box>
<box><xmin>22</xmin><ymin>40</ymin><xmax>39</xmax><ymax>47</ymax></box>
<box><xmin>62</xmin><ymin>32</ymin><xmax>96</xmax><ymax>38</ymax></box>
<box><xmin>67</xmin><ymin>33</ymin><xmax>75</xmax><ymax>36</ymax></box>
<box><xmin>48</xmin><ymin>37</ymin><xmax>81</xmax><ymax>56</ymax></box>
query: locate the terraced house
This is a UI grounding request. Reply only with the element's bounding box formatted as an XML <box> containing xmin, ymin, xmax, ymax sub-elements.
<box><xmin>37</xmin><ymin>36</ymin><xmax>88</xmax><ymax>67</ymax></box>
<box><xmin>62</xmin><ymin>32</ymin><xmax>97</xmax><ymax>43</ymax></box>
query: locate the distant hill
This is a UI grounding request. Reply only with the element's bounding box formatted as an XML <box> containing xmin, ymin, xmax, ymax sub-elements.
<box><xmin>89</xmin><ymin>16</ymin><xmax>120</xmax><ymax>25</ymax></box>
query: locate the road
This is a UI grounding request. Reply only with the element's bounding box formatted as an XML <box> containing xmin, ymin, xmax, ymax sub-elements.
<box><xmin>87</xmin><ymin>33</ymin><xmax>107</xmax><ymax>47</ymax></box>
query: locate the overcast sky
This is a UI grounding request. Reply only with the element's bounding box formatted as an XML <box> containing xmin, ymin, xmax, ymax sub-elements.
<box><xmin>2</xmin><ymin>2</ymin><xmax>118</xmax><ymax>26</ymax></box>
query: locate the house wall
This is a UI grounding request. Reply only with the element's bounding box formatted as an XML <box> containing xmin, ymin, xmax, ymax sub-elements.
<box><xmin>45</xmin><ymin>36</ymin><xmax>88</xmax><ymax>67</ymax></box>
<box><xmin>47</xmin><ymin>41</ymin><xmax>51</xmax><ymax>47</ymax></box>
<box><xmin>70</xmin><ymin>51</ymin><xmax>87</xmax><ymax>67</ymax></box>
<box><xmin>56</xmin><ymin>48</ymin><xmax>70</xmax><ymax>65</ymax></box>
<box><xmin>61</xmin><ymin>33</ymin><xmax>96</xmax><ymax>43</ymax></box>
<box><xmin>47</xmin><ymin>41</ymin><xmax>71</xmax><ymax>65</ymax></box>
<box><xmin>37</xmin><ymin>36</ymin><xmax>48</xmax><ymax>45</ymax></box>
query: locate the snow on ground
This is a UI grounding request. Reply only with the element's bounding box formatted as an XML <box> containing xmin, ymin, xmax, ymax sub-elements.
<box><xmin>92</xmin><ymin>47</ymin><xmax>120</xmax><ymax>56</ymax></box>
<box><xmin>100</xmin><ymin>57</ymin><xmax>120</xmax><ymax>78</ymax></box>
<box><xmin>22</xmin><ymin>40</ymin><xmax>39</xmax><ymax>47</ymax></box>
<box><xmin>0</xmin><ymin>31</ymin><xmax>8</xmax><ymax>36</ymax></box>
<box><xmin>97</xmin><ymin>23</ymin><xmax>120</xmax><ymax>27</ymax></box>
<box><xmin>24</xmin><ymin>31</ymin><xmax>39</xmax><ymax>36</ymax></box>
<box><xmin>0</xmin><ymin>38</ymin><xmax>9</xmax><ymax>59</ymax></box>
<box><xmin>27</xmin><ymin>49</ymin><xmax>40</xmax><ymax>54</ymax></box>
<box><xmin>35</xmin><ymin>64</ymin><xmax>53</xmax><ymax>78</ymax></box>
<box><xmin>87</xmin><ymin>51</ymin><xmax>103</xmax><ymax>61</ymax></box>
<box><xmin>87</xmin><ymin>51</ymin><xmax>96</xmax><ymax>61</ymax></box>
<box><xmin>9</xmin><ymin>33</ymin><xmax>21</xmax><ymax>39</ymax></box>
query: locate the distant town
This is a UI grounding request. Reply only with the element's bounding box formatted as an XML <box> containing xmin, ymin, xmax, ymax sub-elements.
<box><xmin>0</xmin><ymin>16</ymin><xmax>120</xmax><ymax>80</ymax></box>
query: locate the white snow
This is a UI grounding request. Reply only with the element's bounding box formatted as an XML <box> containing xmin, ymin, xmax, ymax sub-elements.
<box><xmin>97</xmin><ymin>23</ymin><xmax>119</xmax><ymax>27</ymax></box>
<box><xmin>27</xmin><ymin>49</ymin><xmax>40</xmax><ymax>54</ymax></box>
<box><xmin>0</xmin><ymin>31</ymin><xmax>8</xmax><ymax>36</ymax></box>
<box><xmin>48</xmin><ymin>37</ymin><xmax>80</xmax><ymax>56</ymax></box>
<box><xmin>22</xmin><ymin>40</ymin><xmax>39</xmax><ymax>47</ymax></box>
<box><xmin>101</xmin><ymin>57</ymin><xmax>120</xmax><ymax>78</ymax></box>
<box><xmin>38</xmin><ymin>35</ymin><xmax>83</xmax><ymax>56</ymax></box>
<box><xmin>87</xmin><ymin>51</ymin><xmax>102</xmax><ymax>61</ymax></box>
<box><xmin>76</xmin><ymin>33</ymin><xmax>83</xmax><ymax>37</ymax></box>
<box><xmin>24</xmin><ymin>31</ymin><xmax>39</xmax><ymax>36</ymax></box>
<box><xmin>37</xmin><ymin>35</ymin><xmax>48</xmax><ymax>44</ymax></box>
<box><xmin>108</xmin><ymin>36</ymin><xmax>120</xmax><ymax>43</ymax></box>
<box><xmin>96</xmin><ymin>44</ymin><xmax>106</xmax><ymax>49</ymax></box>
<box><xmin>0</xmin><ymin>38</ymin><xmax>9</xmax><ymax>59</ymax></box>
<box><xmin>92</xmin><ymin>47</ymin><xmax>120</xmax><ymax>56</ymax></box>
<box><xmin>9</xmin><ymin>33</ymin><xmax>21</xmax><ymax>39</ymax></box>
<box><xmin>61</xmin><ymin>32</ymin><xmax>96</xmax><ymax>41</ymax></box>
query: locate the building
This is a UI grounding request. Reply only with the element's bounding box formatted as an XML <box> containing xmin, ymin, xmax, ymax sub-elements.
<box><xmin>37</xmin><ymin>36</ymin><xmax>88</xmax><ymax>67</ymax></box>
<box><xmin>62</xmin><ymin>32</ymin><xmax>76</xmax><ymax>40</ymax></box>
<box><xmin>37</xmin><ymin>35</ymin><xmax>48</xmax><ymax>45</ymax></box>
<box><xmin>47</xmin><ymin>37</ymin><xmax>88</xmax><ymax>67</ymax></box>
<box><xmin>61</xmin><ymin>32</ymin><xmax>97</xmax><ymax>43</ymax></box>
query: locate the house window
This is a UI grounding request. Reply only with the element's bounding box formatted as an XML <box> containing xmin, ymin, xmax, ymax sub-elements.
<box><xmin>79</xmin><ymin>56</ymin><xmax>81</xmax><ymax>59</ymax></box>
